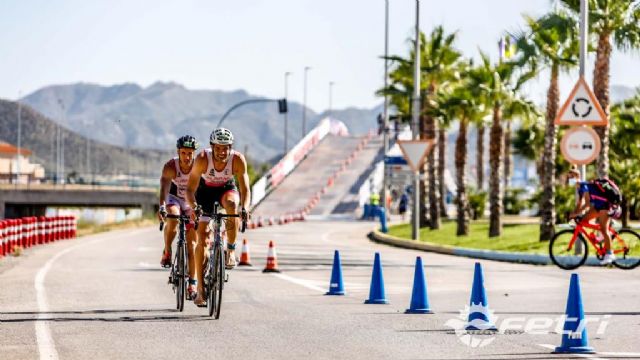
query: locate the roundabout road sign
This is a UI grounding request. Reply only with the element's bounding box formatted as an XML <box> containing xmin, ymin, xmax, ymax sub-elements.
<box><xmin>560</xmin><ymin>126</ymin><xmax>601</xmax><ymax>165</ymax></box>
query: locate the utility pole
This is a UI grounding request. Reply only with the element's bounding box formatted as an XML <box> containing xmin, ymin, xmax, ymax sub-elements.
<box><xmin>328</xmin><ymin>81</ymin><xmax>335</xmax><ymax>118</ymax></box>
<box><xmin>16</xmin><ymin>97</ymin><xmax>22</xmax><ymax>184</ymax></box>
<box><xmin>303</xmin><ymin>66</ymin><xmax>311</xmax><ymax>138</ymax></box>
<box><xmin>382</xmin><ymin>0</ymin><xmax>390</xmax><ymax>217</ymax></box>
<box><xmin>284</xmin><ymin>71</ymin><xmax>292</xmax><ymax>154</ymax></box>
<box><xmin>411</xmin><ymin>0</ymin><xmax>421</xmax><ymax>241</ymax></box>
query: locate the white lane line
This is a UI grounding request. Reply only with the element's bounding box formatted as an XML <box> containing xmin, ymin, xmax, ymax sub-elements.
<box><xmin>34</xmin><ymin>229</ymin><xmax>147</xmax><ymax>360</ymax></box>
<box><xmin>272</xmin><ymin>273</ymin><xmax>326</xmax><ymax>293</ymax></box>
<box><xmin>537</xmin><ymin>344</ymin><xmax>606</xmax><ymax>360</ymax></box>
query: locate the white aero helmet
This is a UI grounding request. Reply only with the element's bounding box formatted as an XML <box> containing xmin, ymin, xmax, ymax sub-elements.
<box><xmin>210</xmin><ymin>127</ymin><xmax>234</xmax><ymax>145</ymax></box>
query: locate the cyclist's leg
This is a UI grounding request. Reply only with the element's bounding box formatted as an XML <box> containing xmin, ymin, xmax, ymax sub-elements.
<box><xmin>194</xmin><ymin>183</ymin><xmax>213</xmax><ymax>305</ymax></box>
<box><xmin>221</xmin><ymin>189</ymin><xmax>240</xmax><ymax>267</ymax></box>
<box><xmin>161</xmin><ymin>204</ymin><xmax>180</xmax><ymax>266</ymax></box>
<box><xmin>597</xmin><ymin>210</ymin><xmax>612</xmax><ymax>252</ymax></box>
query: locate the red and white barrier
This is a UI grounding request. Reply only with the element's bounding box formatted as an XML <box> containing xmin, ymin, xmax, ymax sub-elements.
<box><xmin>0</xmin><ymin>215</ymin><xmax>77</xmax><ymax>258</ymax></box>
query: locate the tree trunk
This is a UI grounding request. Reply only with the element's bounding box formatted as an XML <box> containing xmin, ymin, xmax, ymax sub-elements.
<box><xmin>621</xmin><ymin>196</ymin><xmax>629</xmax><ymax>228</ymax></box>
<box><xmin>426</xmin><ymin>113</ymin><xmax>440</xmax><ymax>230</ymax></box>
<box><xmin>489</xmin><ymin>103</ymin><xmax>503</xmax><ymax>237</ymax></box>
<box><xmin>456</xmin><ymin>118</ymin><xmax>469</xmax><ymax>236</ymax></box>
<box><xmin>503</xmin><ymin>121</ymin><xmax>512</xmax><ymax>191</ymax></box>
<box><xmin>593</xmin><ymin>32</ymin><xmax>611</xmax><ymax>178</ymax></box>
<box><xmin>476</xmin><ymin>124</ymin><xmax>485</xmax><ymax>190</ymax></box>
<box><xmin>438</xmin><ymin>128</ymin><xmax>448</xmax><ymax>218</ymax></box>
<box><xmin>539</xmin><ymin>64</ymin><xmax>559</xmax><ymax>241</ymax></box>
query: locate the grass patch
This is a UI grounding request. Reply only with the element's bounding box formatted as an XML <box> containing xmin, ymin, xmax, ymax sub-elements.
<box><xmin>76</xmin><ymin>216</ymin><xmax>157</xmax><ymax>237</ymax></box>
<box><xmin>387</xmin><ymin>221</ymin><xmax>548</xmax><ymax>254</ymax></box>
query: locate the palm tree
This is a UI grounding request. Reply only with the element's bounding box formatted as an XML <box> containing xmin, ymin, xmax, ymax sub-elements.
<box><xmin>419</xmin><ymin>26</ymin><xmax>462</xmax><ymax>230</ymax></box>
<box><xmin>609</xmin><ymin>92</ymin><xmax>640</xmax><ymax>227</ymax></box>
<box><xmin>468</xmin><ymin>53</ymin><xmax>537</xmax><ymax>237</ymax></box>
<box><xmin>560</xmin><ymin>0</ymin><xmax>640</xmax><ymax>177</ymax></box>
<box><xmin>438</xmin><ymin>66</ymin><xmax>489</xmax><ymax>235</ymax></box>
<box><xmin>514</xmin><ymin>12</ymin><xmax>579</xmax><ymax>240</ymax></box>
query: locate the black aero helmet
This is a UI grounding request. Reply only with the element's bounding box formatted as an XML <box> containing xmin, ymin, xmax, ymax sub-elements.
<box><xmin>176</xmin><ymin>135</ymin><xmax>198</xmax><ymax>150</ymax></box>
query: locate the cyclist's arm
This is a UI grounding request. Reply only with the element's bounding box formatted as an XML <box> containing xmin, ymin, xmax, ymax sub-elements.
<box><xmin>159</xmin><ymin>160</ymin><xmax>176</xmax><ymax>207</ymax></box>
<box><xmin>234</xmin><ymin>153</ymin><xmax>251</xmax><ymax>211</ymax></box>
<box><xmin>186</xmin><ymin>152</ymin><xmax>207</xmax><ymax>210</ymax></box>
<box><xmin>573</xmin><ymin>191</ymin><xmax>591</xmax><ymax>216</ymax></box>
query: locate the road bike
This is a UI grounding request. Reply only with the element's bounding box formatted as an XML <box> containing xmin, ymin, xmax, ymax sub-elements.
<box><xmin>159</xmin><ymin>214</ymin><xmax>192</xmax><ymax>312</ymax></box>
<box><xmin>196</xmin><ymin>203</ymin><xmax>247</xmax><ymax>318</ymax></box>
<box><xmin>549</xmin><ymin>216</ymin><xmax>640</xmax><ymax>270</ymax></box>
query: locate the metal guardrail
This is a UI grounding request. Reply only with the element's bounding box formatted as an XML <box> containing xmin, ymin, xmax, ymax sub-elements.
<box><xmin>0</xmin><ymin>183</ymin><xmax>157</xmax><ymax>193</ymax></box>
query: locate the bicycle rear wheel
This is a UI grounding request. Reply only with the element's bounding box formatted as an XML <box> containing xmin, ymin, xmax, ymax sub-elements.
<box><xmin>612</xmin><ymin>229</ymin><xmax>640</xmax><ymax>270</ymax></box>
<box><xmin>176</xmin><ymin>243</ymin><xmax>185</xmax><ymax>312</ymax></box>
<box><xmin>549</xmin><ymin>229</ymin><xmax>588</xmax><ymax>270</ymax></box>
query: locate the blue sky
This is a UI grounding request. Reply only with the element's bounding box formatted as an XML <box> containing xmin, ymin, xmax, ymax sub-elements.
<box><xmin>1</xmin><ymin>0</ymin><xmax>638</xmax><ymax>112</ymax></box>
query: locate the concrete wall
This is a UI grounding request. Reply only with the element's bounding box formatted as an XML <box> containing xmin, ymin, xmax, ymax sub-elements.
<box><xmin>0</xmin><ymin>185</ymin><xmax>157</xmax><ymax>219</ymax></box>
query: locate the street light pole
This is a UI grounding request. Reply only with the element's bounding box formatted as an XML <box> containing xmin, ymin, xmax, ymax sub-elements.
<box><xmin>411</xmin><ymin>0</ymin><xmax>421</xmax><ymax>241</ymax></box>
<box><xmin>328</xmin><ymin>81</ymin><xmax>335</xmax><ymax>118</ymax></box>
<box><xmin>284</xmin><ymin>71</ymin><xmax>292</xmax><ymax>154</ymax></box>
<box><xmin>382</xmin><ymin>0</ymin><xmax>390</xmax><ymax>216</ymax></box>
<box><xmin>16</xmin><ymin>96</ymin><xmax>22</xmax><ymax>184</ymax></box>
<box><xmin>56</xmin><ymin>99</ymin><xmax>65</xmax><ymax>185</ymax></box>
<box><xmin>303</xmin><ymin>66</ymin><xmax>311</xmax><ymax>139</ymax></box>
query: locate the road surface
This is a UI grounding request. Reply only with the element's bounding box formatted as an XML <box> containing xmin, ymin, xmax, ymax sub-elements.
<box><xmin>1</xmin><ymin>219</ymin><xmax>639</xmax><ymax>359</ymax></box>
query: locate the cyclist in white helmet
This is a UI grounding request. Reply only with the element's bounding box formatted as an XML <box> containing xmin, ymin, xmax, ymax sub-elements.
<box><xmin>158</xmin><ymin>135</ymin><xmax>199</xmax><ymax>300</ymax></box>
<box><xmin>185</xmin><ymin>127</ymin><xmax>251</xmax><ymax>306</ymax></box>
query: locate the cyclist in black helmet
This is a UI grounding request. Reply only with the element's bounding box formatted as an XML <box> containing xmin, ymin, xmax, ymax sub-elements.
<box><xmin>158</xmin><ymin>135</ymin><xmax>199</xmax><ymax>300</ymax></box>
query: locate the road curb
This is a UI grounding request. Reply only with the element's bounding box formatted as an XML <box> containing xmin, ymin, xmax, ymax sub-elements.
<box><xmin>367</xmin><ymin>229</ymin><xmax>605</xmax><ymax>267</ymax></box>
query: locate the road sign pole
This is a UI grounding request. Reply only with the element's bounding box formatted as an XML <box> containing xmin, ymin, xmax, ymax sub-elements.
<box><xmin>579</xmin><ymin>0</ymin><xmax>588</xmax><ymax>182</ymax></box>
<box><xmin>411</xmin><ymin>0</ymin><xmax>421</xmax><ymax>241</ymax></box>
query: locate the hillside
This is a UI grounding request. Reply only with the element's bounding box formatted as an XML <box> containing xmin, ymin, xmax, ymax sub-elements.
<box><xmin>0</xmin><ymin>99</ymin><xmax>170</xmax><ymax>180</ymax></box>
<box><xmin>21</xmin><ymin>82</ymin><xmax>381</xmax><ymax>162</ymax></box>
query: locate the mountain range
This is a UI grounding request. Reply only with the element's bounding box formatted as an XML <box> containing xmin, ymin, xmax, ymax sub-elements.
<box><xmin>19</xmin><ymin>82</ymin><xmax>382</xmax><ymax>163</ymax></box>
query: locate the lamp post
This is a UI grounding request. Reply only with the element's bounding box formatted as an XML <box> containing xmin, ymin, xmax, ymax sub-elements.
<box><xmin>57</xmin><ymin>99</ymin><xmax>65</xmax><ymax>185</ymax></box>
<box><xmin>382</xmin><ymin>0</ymin><xmax>390</xmax><ymax>216</ymax></box>
<box><xmin>411</xmin><ymin>0</ymin><xmax>421</xmax><ymax>241</ymax></box>
<box><xmin>303</xmin><ymin>66</ymin><xmax>311</xmax><ymax>139</ymax></box>
<box><xmin>16</xmin><ymin>95</ymin><xmax>22</xmax><ymax>185</ymax></box>
<box><xmin>284</xmin><ymin>71</ymin><xmax>292</xmax><ymax>154</ymax></box>
<box><xmin>328</xmin><ymin>81</ymin><xmax>335</xmax><ymax>118</ymax></box>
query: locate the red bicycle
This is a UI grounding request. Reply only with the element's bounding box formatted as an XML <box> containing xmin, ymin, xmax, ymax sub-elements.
<box><xmin>549</xmin><ymin>216</ymin><xmax>640</xmax><ymax>270</ymax></box>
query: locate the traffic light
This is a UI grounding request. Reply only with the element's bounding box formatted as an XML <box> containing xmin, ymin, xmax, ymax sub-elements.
<box><xmin>278</xmin><ymin>99</ymin><xmax>288</xmax><ymax>114</ymax></box>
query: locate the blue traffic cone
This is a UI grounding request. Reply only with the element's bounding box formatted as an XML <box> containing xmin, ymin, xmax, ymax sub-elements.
<box><xmin>364</xmin><ymin>252</ymin><xmax>389</xmax><ymax>304</ymax></box>
<box><xmin>325</xmin><ymin>250</ymin><xmax>345</xmax><ymax>295</ymax></box>
<box><xmin>554</xmin><ymin>274</ymin><xmax>595</xmax><ymax>354</ymax></box>
<box><xmin>405</xmin><ymin>256</ymin><xmax>432</xmax><ymax>314</ymax></box>
<box><xmin>465</xmin><ymin>262</ymin><xmax>497</xmax><ymax>331</ymax></box>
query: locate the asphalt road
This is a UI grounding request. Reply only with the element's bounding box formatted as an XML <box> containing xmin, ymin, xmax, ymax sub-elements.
<box><xmin>1</xmin><ymin>219</ymin><xmax>639</xmax><ymax>360</ymax></box>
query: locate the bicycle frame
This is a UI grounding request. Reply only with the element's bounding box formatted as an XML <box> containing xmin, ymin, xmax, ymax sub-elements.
<box><xmin>568</xmin><ymin>220</ymin><xmax>627</xmax><ymax>256</ymax></box>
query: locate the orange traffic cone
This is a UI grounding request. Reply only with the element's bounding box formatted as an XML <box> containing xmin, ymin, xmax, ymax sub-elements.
<box><xmin>238</xmin><ymin>239</ymin><xmax>252</xmax><ymax>266</ymax></box>
<box><xmin>262</xmin><ymin>240</ymin><xmax>281</xmax><ymax>273</ymax></box>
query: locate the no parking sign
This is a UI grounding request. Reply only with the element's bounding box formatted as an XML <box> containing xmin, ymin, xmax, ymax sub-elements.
<box><xmin>560</xmin><ymin>127</ymin><xmax>601</xmax><ymax>165</ymax></box>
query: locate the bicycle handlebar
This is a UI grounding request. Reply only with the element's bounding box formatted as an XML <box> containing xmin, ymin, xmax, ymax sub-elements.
<box><xmin>159</xmin><ymin>213</ymin><xmax>192</xmax><ymax>232</ymax></box>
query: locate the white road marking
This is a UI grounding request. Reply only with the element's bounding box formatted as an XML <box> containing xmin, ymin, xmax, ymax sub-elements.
<box><xmin>34</xmin><ymin>229</ymin><xmax>147</xmax><ymax>360</ymax></box>
<box><xmin>538</xmin><ymin>344</ymin><xmax>606</xmax><ymax>359</ymax></box>
<box><xmin>272</xmin><ymin>273</ymin><xmax>326</xmax><ymax>293</ymax></box>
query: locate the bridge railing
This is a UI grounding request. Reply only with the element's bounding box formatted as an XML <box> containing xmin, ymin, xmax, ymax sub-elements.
<box><xmin>250</xmin><ymin>117</ymin><xmax>351</xmax><ymax>209</ymax></box>
<box><xmin>0</xmin><ymin>183</ymin><xmax>157</xmax><ymax>193</ymax></box>
<box><xmin>0</xmin><ymin>215</ymin><xmax>77</xmax><ymax>258</ymax></box>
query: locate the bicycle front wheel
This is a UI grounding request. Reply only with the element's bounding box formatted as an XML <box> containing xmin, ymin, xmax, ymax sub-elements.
<box><xmin>612</xmin><ymin>229</ymin><xmax>640</xmax><ymax>270</ymax></box>
<box><xmin>549</xmin><ymin>229</ymin><xmax>588</xmax><ymax>270</ymax></box>
<box><xmin>176</xmin><ymin>244</ymin><xmax>185</xmax><ymax>312</ymax></box>
<box><xmin>207</xmin><ymin>245</ymin><xmax>224</xmax><ymax>318</ymax></box>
